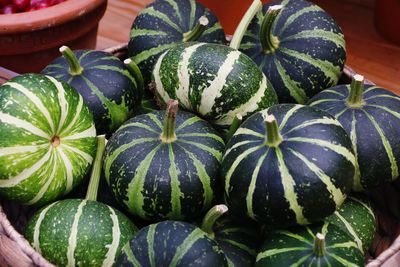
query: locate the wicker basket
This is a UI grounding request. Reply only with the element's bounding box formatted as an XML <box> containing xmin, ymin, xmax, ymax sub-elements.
<box><xmin>0</xmin><ymin>44</ymin><xmax>400</xmax><ymax>267</ymax></box>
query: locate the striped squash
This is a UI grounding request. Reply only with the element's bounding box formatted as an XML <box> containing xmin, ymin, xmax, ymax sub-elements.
<box><xmin>103</xmin><ymin>100</ymin><xmax>225</xmax><ymax>221</ymax></box>
<box><xmin>222</xmin><ymin>104</ymin><xmax>355</xmax><ymax>226</ymax></box>
<box><xmin>326</xmin><ymin>196</ymin><xmax>376</xmax><ymax>252</ymax></box>
<box><xmin>239</xmin><ymin>0</ymin><xmax>346</xmax><ymax>104</ymax></box>
<box><xmin>116</xmin><ymin>220</ymin><xmax>228</xmax><ymax>266</ymax></box>
<box><xmin>25</xmin><ymin>199</ymin><xmax>138</xmax><ymax>267</ymax></box>
<box><xmin>308</xmin><ymin>75</ymin><xmax>400</xmax><ymax>190</ymax></box>
<box><xmin>152</xmin><ymin>42</ymin><xmax>278</xmax><ymax>129</ymax></box>
<box><xmin>128</xmin><ymin>0</ymin><xmax>226</xmax><ymax>83</ymax></box>
<box><xmin>255</xmin><ymin>222</ymin><xmax>364</xmax><ymax>266</ymax></box>
<box><xmin>42</xmin><ymin>47</ymin><xmax>140</xmax><ymax>135</ymax></box>
<box><xmin>0</xmin><ymin>74</ymin><xmax>97</xmax><ymax>206</ymax></box>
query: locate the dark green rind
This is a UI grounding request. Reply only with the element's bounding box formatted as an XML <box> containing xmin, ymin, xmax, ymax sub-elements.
<box><xmin>0</xmin><ymin>74</ymin><xmax>97</xmax><ymax>206</ymax></box>
<box><xmin>152</xmin><ymin>42</ymin><xmax>278</xmax><ymax>128</ymax></box>
<box><xmin>240</xmin><ymin>0</ymin><xmax>346</xmax><ymax>104</ymax></box>
<box><xmin>222</xmin><ymin>104</ymin><xmax>355</xmax><ymax>227</ymax></box>
<box><xmin>116</xmin><ymin>220</ymin><xmax>228</xmax><ymax>267</ymax></box>
<box><xmin>103</xmin><ymin>110</ymin><xmax>225</xmax><ymax>221</ymax></box>
<box><xmin>42</xmin><ymin>50</ymin><xmax>140</xmax><ymax>135</ymax></box>
<box><xmin>25</xmin><ymin>199</ymin><xmax>138</xmax><ymax>267</ymax></box>
<box><xmin>308</xmin><ymin>84</ymin><xmax>400</xmax><ymax>190</ymax></box>
<box><xmin>325</xmin><ymin>196</ymin><xmax>376</xmax><ymax>252</ymax></box>
<box><xmin>128</xmin><ymin>0</ymin><xmax>226</xmax><ymax>83</ymax></box>
<box><xmin>255</xmin><ymin>222</ymin><xmax>364</xmax><ymax>267</ymax></box>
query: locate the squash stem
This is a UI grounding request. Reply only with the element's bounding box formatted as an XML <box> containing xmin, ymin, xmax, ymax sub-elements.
<box><xmin>124</xmin><ymin>58</ymin><xmax>144</xmax><ymax>105</ymax></box>
<box><xmin>201</xmin><ymin>204</ymin><xmax>228</xmax><ymax>238</ymax></box>
<box><xmin>226</xmin><ymin>114</ymin><xmax>243</xmax><ymax>141</ymax></box>
<box><xmin>264</xmin><ymin>115</ymin><xmax>282</xmax><ymax>147</ymax></box>
<box><xmin>59</xmin><ymin>46</ymin><xmax>84</xmax><ymax>76</ymax></box>
<box><xmin>230</xmin><ymin>0</ymin><xmax>263</xmax><ymax>50</ymax></box>
<box><xmin>183</xmin><ymin>16</ymin><xmax>209</xmax><ymax>42</ymax></box>
<box><xmin>160</xmin><ymin>100</ymin><xmax>179</xmax><ymax>143</ymax></box>
<box><xmin>85</xmin><ymin>135</ymin><xmax>106</xmax><ymax>201</ymax></box>
<box><xmin>313</xmin><ymin>233</ymin><xmax>326</xmax><ymax>257</ymax></box>
<box><xmin>347</xmin><ymin>74</ymin><xmax>365</xmax><ymax>107</ymax></box>
<box><xmin>260</xmin><ymin>5</ymin><xmax>283</xmax><ymax>54</ymax></box>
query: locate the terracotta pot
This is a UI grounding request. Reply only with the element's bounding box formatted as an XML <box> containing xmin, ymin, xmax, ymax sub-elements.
<box><xmin>375</xmin><ymin>0</ymin><xmax>400</xmax><ymax>46</ymax></box>
<box><xmin>0</xmin><ymin>0</ymin><xmax>107</xmax><ymax>73</ymax></box>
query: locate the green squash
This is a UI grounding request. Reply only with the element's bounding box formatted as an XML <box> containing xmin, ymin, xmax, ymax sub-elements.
<box><xmin>309</xmin><ymin>75</ymin><xmax>400</xmax><ymax>190</ymax></box>
<box><xmin>103</xmin><ymin>100</ymin><xmax>225</xmax><ymax>221</ymax></box>
<box><xmin>255</xmin><ymin>222</ymin><xmax>364</xmax><ymax>266</ymax></box>
<box><xmin>128</xmin><ymin>0</ymin><xmax>226</xmax><ymax>83</ymax></box>
<box><xmin>0</xmin><ymin>74</ymin><xmax>97</xmax><ymax>206</ymax></box>
<box><xmin>239</xmin><ymin>0</ymin><xmax>346</xmax><ymax>103</ymax></box>
<box><xmin>152</xmin><ymin>42</ymin><xmax>278</xmax><ymax>129</ymax></box>
<box><xmin>42</xmin><ymin>46</ymin><xmax>141</xmax><ymax>135</ymax></box>
<box><xmin>116</xmin><ymin>220</ymin><xmax>228</xmax><ymax>266</ymax></box>
<box><xmin>222</xmin><ymin>104</ymin><xmax>355</xmax><ymax>226</ymax></box>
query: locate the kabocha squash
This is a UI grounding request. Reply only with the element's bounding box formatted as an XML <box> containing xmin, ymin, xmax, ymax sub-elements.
<box><xmin>0</xmin><ymin>74</ymin><xmax>97</xmax><ymax>206</ymax></box>
<box><xmin>25</xmin><ymin>136</ymin><xmax>138</xmax><ymax>267</ymax></box>
<box><xmin>128</xmin><ymin>0</ymin><xmax>226</xmax><ymax>83</ymax></box>
<box><xmin>42</xmin><ymin>46</ymin><xmax>141</xmax><ymax>135</ymax></box>
<box><xmin>255</xmin><ymin>222</ymin><xmax>364</xmax><ymax>266</ymax></box>
<box><xmin>152</xmin><ymin>42</ymin><xmax>278</xmax><ymax>129</ymax></box>
<box><xmin>200</xmin><ymin>205</ymin><xmax>260</xmax><ymax>267</ymax></box>
<box><xmin>309</xmin><ymin>75</ymin><xmax>400</xmax><ymax>190</ymax></box>
<box><xmin>222</xmin><ymin>104</ymin><xmax>355</xmax><ymax>227</ymax></box>
<box><xmin>325</xmin><ymin>196</ymin><xmax>376</xmax><ymax>252</ymax></box>
<box><xmin>103</xmin><ymin>100</ymin><xmax>225</xmax><ymax>221</ymax></box>
<box><xmin>116</xmin><ymin>220</ymin><xmax>228</xmax><ymax>266</ymax></box>
<box><xmin>239</xmin><ymin>0</ymin><xmax>346</xmax><ymax>103</ymax></box>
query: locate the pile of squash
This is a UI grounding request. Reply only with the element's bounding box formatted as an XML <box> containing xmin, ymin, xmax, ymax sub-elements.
<box><xmin>1</xmin><ymin>0</ymin><xmax>399</xmax><ymax>266</ymax></box>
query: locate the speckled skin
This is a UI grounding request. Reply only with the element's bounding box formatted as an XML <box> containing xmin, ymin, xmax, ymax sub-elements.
<box><xmin>116</xmin><ymin>220</ymin><xmax>228</xmax><ymax>267</ymax></box>
<box><xmin>42</xmin><ymin>50</ymin><xmax>140</xmax><ymax>135</ymax></box>
<box><xmin>0</xmin><ymin>74</ymin><xmax>97</xmax><ymax>206</ymax></box>
<box><xmin>25</xmin><ymin>199</ymin><xmax>138</xmax><ymax>267</ymax></box>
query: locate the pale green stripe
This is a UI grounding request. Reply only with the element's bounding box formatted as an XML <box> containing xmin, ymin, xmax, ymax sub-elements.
<box><xmin>217</xmin><ymin>238</ymin><xmax>256</xmax><ymax>255</ymax></box>
<box><xmin>322</xmin><ymin>222</ymin><xmax>329</xmax><ymax>236</ymax></box>
<box><xmin>290</xmin><ymin>254</ymin><xmax>311</xmax><ymax>267</ymax></box>
<box><xmin>363</xmin><ymin>111</ymin><xmax>398</xmax><ymax>179</ymax></box>
<box><xmin>146</xmin><ymin>113</ymin><xmax>164</xmax><ymax>129</ymax></box>
<box><xmin>168</xmin><ymin>144</ymin><xmax>182</xmax><ymax>218</ymax></box>
<box><xmin>274</xmin><ymin>57</ymin><xmax>308</xmax><ymax>103</ymax></box>
<box><xmin>220</xmin><ymin>227</ymin><xmax>255</xmax><ymax>235</ymax></box>
<box><xmin>289</xmin><ymin>149</ymin><xmax>345</xmax><ymax>207</ymax></box>
<box><xmin>243</xmin><ymin>31</ymin><xmax>259</xmax><ymax>40</ymax></box>
<box><xmin>284</xmin><ymin>117</ymin><xmax>342</xmax><ymax>135</ymax></box>
<box><xmin>175</xmin><ymin>116</ymin><xmax>203</xmax><ymax>131</ymax></box>
<box><xmin>276</xmin><ymin>147</ymin><xmax>309</xmax><ymax>225</ymax></box>
<box><xmin>178</xmin><ymin>139</ymin><xmax>222</xmax><ymax>161</ymax></box>
<box><xmin>125</xmin><ymin>145</ymin><xmax>161</xmax><ymax>218</ymax></box>
<box><xmin>329</xmin><ymin>254</ymin><xmax>360</xmax><ymax>267</ymax></box>
<box><xmin>122</xmin><ymin>243</ymin><xmax>141</xmax><ymax>266</ymax></box>
<box><xmin>104</xmin><ymin>138</ymin><xmax>155</xmax><ymax>183</ymax></box>
<box><xmin>349</xmin><ymin>196</ymin><xmax>375</xmax><ymax>218</ymax></box>
<box><xmin>189</xmin><ymin>0</ymin><xmax>196</xmax><ymax>29</ymax></box>
<box><xmin>350</xmin><ymin>112</ymin><xmax>362</xmax><ymax>191</ymax></box>
<box><xmin>203</xmin><ymin>22</ymin><xmax>222</xmax><ymax>35</ymax></box>
<box><xmin>117</xmin><ymin>122</ymin><xmax>159</xmax><ymax>134</ymax></box>
<box><xmin>169</xmin><ymin>228</ymin><xmax>206</xmax><ymax>267</ymax></box>
<box><xmin>365</xmin><ymin>94</ymin><xmax>400</xmax><ymax>102</ymax></box>
<box><xmin>78</xmin><ymin>50</ymin><xmax>94</xmax><ymax>62</ymax></box>
<box><xmin>363</xmin><ymin>86</ymin><xmax>380</xmax><ymax>94</ymax></box>
<box><xmin>283</xmin><ymin>30</ymin><xmax>345</xmax><ymax>49</ymax></box>
<box><xmin>164</xmin><ymin>0</ymin><xmax>183</xmax><ymax>27</ymax></box>
<box><xmin>367</xmin><ymin>104</ymin><xmax>400</xmax><ymax>119</ymax></box>
<box><xmin>246</xmin><ymin>151</ymin><xmax>268</xmax><ymax>220</ymax></box>
<box><xmin>147</xmin><ymin>224</ymin><xmax>156</xmax><ymax>267</ymax></box>
<box><xmin>306</xmin><ymin>227</ymin><xmax>316</xmax><ymax>239</ymax></box>
<box><xmin>333</xmin><ymin>212</ymin><xmax>363</xmax><ymax>252</ymax></box>
<box><xmin>223</xmin><ymin>140</ymin><xmax>260</xmax><ymax>161</ymax></box>
<box><xmin>280</xmin><ymin>48</ymin><xmax>341</xmax><ymax>84</ymax></box>
<box><xmin>279</xmin><ymin>5</ymin><xmax>322</xmax><ymax>35</ymax></box>
<box><xmin>278</xmin><ymin>231</ymin><xmax>312</xmax><ymax>245</ymax></box>
<box><xmin>141</xmin><ymin>7</ymin><xmax>181</xmax><ymax>32</ymax></box>
<box><xmin>224</xmin><ymin>145</ymin><xmax>263</xmax><ymax>193</ymax></box>
<box><xmin>287</xmin><ymin>137</ymin><xmax>355</xmax><ymax>165</ymax></box>
<box><xmin>256</xmin><ymin>247</ymin><xmax>307</xmax><ymax>261</ymax></box>
<box><xmin>269</xmin><ymin>105</ymin><xmax>302</xmax><ymax>130</ymax></box>
<box><xmin>67</xmin><ymin>200</ymin><xmax>87</xmax><ymax>267</ymax></box>
<box><xmin>45</xmin><ymin>64</ymin><xmax>64</xmax><ymax>69</ymax></box>
<box><xmin>133</xmin><ymin>43</ymin><xmax>178</xmax><ymax>64</ymax></box>
<box><xmin>92</xmin><ymin>65</ymin><xmax>136</xmax><ymax>85</ymax></box>
<box><xmin>239</xmin><ymin>42</ymin><xmax>257</xmax><ymax>50</ymax></box>
<box><xmin>178</xmin><ymin>133</ymin><xmax>224</xmax><ymax>144</ymax></box>
<box><xmin>323</xmin><ymin>89</ymin><xmax>345</xmax><ymax>97</ymax></box>
<box><xmin>131</xmin><ymin>28</ymin><xmax>169</xmax><ymax>38</ymax></box>
<box><xmin>33</xmin><ymin>202</ymin><xmax>57</xmax><ymax>253</ymax></box>
<box><xmin>308</xmin><ymin>98</ymin><xmax>341</xmax><ymax>106</ymax></box>
<box><xmin>335</xmin><ymin>107</ymin><xmax>349</xmax><ymax>119</ymax></box>
<box><xmin>234</xmin><ymin>127</ymin><xmax>264</xmax><ymax>138</ymax></box>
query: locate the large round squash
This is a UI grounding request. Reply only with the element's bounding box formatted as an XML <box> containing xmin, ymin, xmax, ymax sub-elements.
<box><xmin>152</xmin><ymin>42</ymin><xmax>278</xmax><ymax>129</ymax></box>
<box><xmin>239</xmin><ymin>0</ymin><xmax>346</xmax><ymax>103</ymax></box>
<box><xmin>222</xmin><ymin>104</ymin><xmax>355</xmax><ymax>226</ymax></box>
<box><xmin>0</xmin><ymin>74</ymin><xmax>97</xmax><ymax>206</ymax></box>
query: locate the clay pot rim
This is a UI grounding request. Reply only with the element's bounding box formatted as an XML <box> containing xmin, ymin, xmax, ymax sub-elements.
<box><xmin>0</xmin><ymin>0</ymin><xmax>107</xmax><ymax>34</ymax></box>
